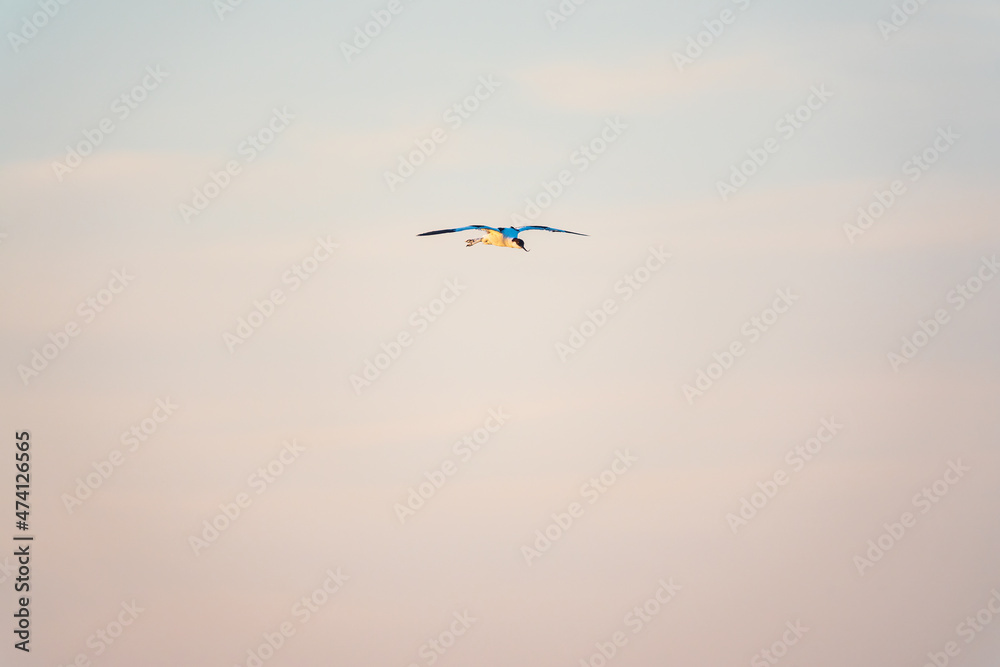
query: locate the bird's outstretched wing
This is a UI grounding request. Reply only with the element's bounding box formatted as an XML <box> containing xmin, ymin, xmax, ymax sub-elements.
<box><xmin>417</xmin><ymin>225</ymin><xmax>501</xmax><ymax>237</ymax></box>
<box><xmin>513</xmin><ymin>225</ymin><xmax>588</xmax><ymax>236</ymax></box>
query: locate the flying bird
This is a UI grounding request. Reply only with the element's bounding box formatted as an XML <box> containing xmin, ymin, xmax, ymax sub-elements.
<box><xmin>416</xmin><ymin>225</ymin><xmax>587</xmax><ymax>252</ymax></box>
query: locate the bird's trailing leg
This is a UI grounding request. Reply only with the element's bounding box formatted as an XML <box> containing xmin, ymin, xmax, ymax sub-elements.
<box><xmin>466</xmin><ymin>237</ymin><xmax>483</xmax><ymax>247</ymax></box>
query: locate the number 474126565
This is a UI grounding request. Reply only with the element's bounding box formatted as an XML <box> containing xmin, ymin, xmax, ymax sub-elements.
<box><xmin>15</xmin><ymin>431</ymin><xmax>29</xmax><ymax>529</ymax></box>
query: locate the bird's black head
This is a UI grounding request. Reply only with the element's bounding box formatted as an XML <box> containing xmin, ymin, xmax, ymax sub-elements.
<box><xmin>513</xmin><ymin>238</ymin><xmax>528</xmax><ymax>252</ymax></box>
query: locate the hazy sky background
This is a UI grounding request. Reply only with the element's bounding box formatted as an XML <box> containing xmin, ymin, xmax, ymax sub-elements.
<box><xmin>1</xmin><ymin>0</ymin><xmax>999</xmax><ymax>665</ymax></box>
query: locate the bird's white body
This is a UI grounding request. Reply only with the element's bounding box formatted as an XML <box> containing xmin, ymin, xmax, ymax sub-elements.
<box><xmin>474</xmin><ymin>229</ymin><xmax>520</xmax><ymax>249</ymax></box>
